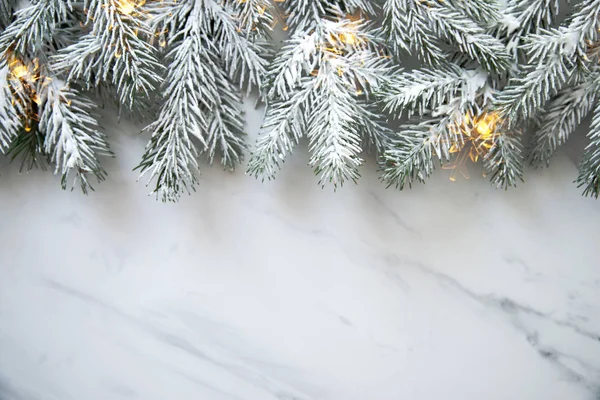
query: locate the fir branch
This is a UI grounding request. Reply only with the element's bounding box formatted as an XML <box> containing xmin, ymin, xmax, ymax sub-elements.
<box><xmin>307</xmin><ymin>62</ymin><xmax>364</xmax><ymax>188</ymax></box>
<box><xmin>151</xmin><ymin>0</ymin><xmax>271</xmax><ymax>90</ymax></box>
<box><xmin>207</xmin><ymin>0</ymin><xmax>271</xmax><ymax>89</ymax></box>
<box><xmin>250</xmin><ymin>45</ymin><xmax>392</xmax><ymax>181</ymax></box>
<box><xmin>204</xmin><ymin>72</ymin><xmax>246</xmax><ymax>169</ymax></box>
<box><xmin>40</xmin><ymin>81</ymin><xmax>112</xmax><ymax>193</ymax></box>
<box><xmin>446</xmin><ymin>0</ymin><xmax>501</xmax><ymax>26</ymax></box>
<box><xmin>230</xmin><ymin>0</ymin><xmax>273</xmax><ymax>36</ymax></box>
<box><xmin>51</xmin><ymin>0</ymin><xmax>162</xmax><ymax>110</ymax></box>
<box><xmin>531</xmin><ymin>79</ymin><xmax>599</xmax><ymax>167</ymax></box>
<box><xmin>483</xmin><ymin>129</ymin><xmax>524</xmax><ymax>189</ymax></box>
<box><xmin>264</xmin><ymin>19</ymin><xmax>377</xmax><ymax>100</ymax></box>
<box><xmin>283</xmin><ymin>0</ymin><xmax>326</xmax><ymax>31</ymax></box>
<box><xmin>381</xmin><ymin>65</ymin><xmax>488</xmax><ymax>118</ymax></box>
<box><xmin>341</xmin><ymin>0</ymin><xmax>376</xmax><ymax>15</ymax></box>
<box><xmin>246</xmin><ymin>87</ymin><xmax>312</xmax><ymax>180</ymax></box>
<box><xmin>344</xmin><ymin>48</ymin><xmax>394</xmax><ymax>90</ymax></box>
<box><xmin>137</xmin><ymin>5</ymin><xmax>209</xmax><ymax>201</ymax></box>
<box><xmin>138</xmin><ymin>120</ymin><xmax>200</xmax><ymax>203</ymax></box>
<box><xmin>496</xmin><ymin>0</ymin><xmax>600</xmax><ymax>122</ymax></box>
<box><xmin>357</xmin><ymin>100</ymin><xmax>393</xmax><ymax>155</ymax></box>
<box><xmin>263</xmin><ymin>30</ymin><xmax>320</xmax><ymax>99</ymax></box>
<box><xmin>382</xmin><ymin>0</ymin><xmax>446</xmax><ymax>65</ymax></box>
<box><xmin>427</xmin><ymin>5</ymin><xmax>511</xmax><ymax>73</ymax></box>
<box><xmin>577</xmin><ymin>100</ymin><xmax>600</xmax><ymax>198</ymax></box>
<box><xmin>137</xmin><ymin>1</ymin><xmax>248</xmax><ymax>202</ymax></box>
<box><xmin>251</xmin><ymin>12</ymin><xmax>393</xmax><ymax>186</ymax></box>
<box><xmin>505</xmin><ymin>0</ymin><xmax>559</xmax><ymax>36</ymax></box>
<box><xmin>0</xmin><ymin>0</ymin><xmax>15</xmax><ymax>29</ymax></box>
<box><xmin>496</xmin><ymin>53</ymin><xmax>573</xmax><ymax>121</ymax></box>
<box><xmin>6</xmin><ymin>127</ymin><xmax>46</xmax><ymax>171</ymax></box>
<box><xmin>381</xmin><ymin>117</ymin><xmax>443</xmax><ymax>190</ymax></box>
<box><xmin>383</xmin><ymin>0</ymin><xmax>509</xmax><ymax>71</ymax></box>
<box><xmin>0</xmin><ymin>65</ymin><xmax>20</xmax><ymax>152</ymax></box>
<box><xmin>283</xmin><ymin>0</ymin><xmax>373</xmax><ymax>32</ymax></box>
<box><xmin>0</xmin><ymin>0</ymin><xmax>71</xmax><ymax>56</ymax></box>
<box><xmin>568</xmin><ymin>0</ymin><xmax>600</xmax><ymax>41</ymax></box>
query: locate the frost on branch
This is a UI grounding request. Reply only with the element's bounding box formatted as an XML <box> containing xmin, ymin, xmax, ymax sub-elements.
<box><xmin>531</xmin><ymin>78</ymin><xmax>599</xmax><ymax>167</ymax></box>
<box><xmin>382</xmin><ymin>0</ymin><xmax>510</xmax><ymax>73</ymax></box>
<box><xmin>137</xmin><ymin>0</ymin><xmax>272</xmax><ymax>202</ymax></box>
<box><xmin>0</xmin><ymin>0</ymin><xmax>112</xmax><ymax>187</ymax></box>
<box><xmin>0</xmin><ymin>65</ymin><xmax>20</xmax><ymax>152</ymax></box>
<box><xmin>248</xmin><ymin>8</ymin><xmax>394</xmax><ymax>188</ymax></box>
<box><xmin>577</xmin><ymin>101</ymin><xmax>600</xmax><ymax>198</ymax></box>
<box><xmin>493</xmin><ymin>0</ymin><xmax>600</xmax><ymax>195</ymax></box>
<box><xmin>40</xmin><ymin>81</ymin><xmax>112</xmax><ymax>193</ymax></box>
<box><xmin>496</xmin><ymin>0</ymin><xmax>600</xmax><ymax>122</ymax></box>
<box><xmin>51</xmin><ymin>0</ymin><xmax>162</xmax><ymax>111</ymax></box>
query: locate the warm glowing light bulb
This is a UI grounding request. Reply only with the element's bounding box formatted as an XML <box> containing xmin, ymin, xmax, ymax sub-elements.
<box><xmin>117</xmin><ymin>0</ymin><xmax>145</xmax><ymax>15</ymax></box>
<box><xmin>11</xmin><ymin>64</ymin><xmax>29</xmax><ymax>79</ymax></box>
<box><xmin>443</xmin><ymin>111</ymin><xmax>503</xmax><ymax>181</ymax></box>
<box><xmin>476</xmin><ymin>119</ymin><xmax>491</xmax><ymax>137</ymax></box>
<box><xmin>473</xmin><ymin>113</ymin><xmax>499</xmax><ymax>139</ymax></box>
<box><xmin>340</xmin><ymin>32</ymin><xmax>357</xmax><ymax>45</ymax></box>
<box><xmin>118</xmin><ymin>2</ymin><xmax>135</xmax><ymax>14</ymax></box>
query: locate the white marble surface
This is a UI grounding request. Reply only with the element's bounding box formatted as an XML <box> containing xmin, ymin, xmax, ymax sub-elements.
<box><xmin>0</xmin><ymin>103</ymin><xmax>599</xmax><ymax>400</ymax></box>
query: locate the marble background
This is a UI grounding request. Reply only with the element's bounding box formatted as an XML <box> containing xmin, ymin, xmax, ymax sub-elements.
<box><xmin>0</xmin><ymin>102</ymin><xmax>599</xmax><ymax>400</ymax></box>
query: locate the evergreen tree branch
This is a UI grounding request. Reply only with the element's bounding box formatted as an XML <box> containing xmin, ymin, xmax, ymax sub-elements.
<box><xmin>496</xmin><ymin>52</ymin><xmax>573</xmax><ymax>121</ymax></box>
<box><xmin>252</xmin><ymin>11</ymin><xmax>393</xmax><ymax>185</ymax></box>
<box><xmin>283</xmin><ymin>0</ymin><xmax>373</xmax><ymax>32</ymax></box>
<box><xmin>531</xmin><ymin>78</ymin><xmax>599</xmax><ymax>167</ymax></box>
<box><xmin>6</xmin><ymin>127</ymin><xmax>46</xmax><ymax>171</ymax></box>
<box><xmin>505</xmin><ymin>0</ymin><xmax>559</xmax><ymax>36</ymax></box>
<box><xmin>51</xmin><ymin>0</ymin><xmax>162</xmax><ymax>110</ymax></box>
<box><xmin>207</xmin><ymin>0</ymin><xmax>271</xmax><ymax>90</ymax></box>
<box><xmin>204</xmin><ymin>70</ymin><xmax>246</xmax><ymax>169</ymax></box>
<box><xmin>382</xmin><ymin>0</ymin><xmax>446</xmax><ymax>65</ymax></box>
<box><xmin>0</xmin><ymin>65</ymin><xmax>20</xmax><ymax>152</ymax></box>
<box><xmin>263</xmin><ymin>30</ymin><xmax>320</xmax><ymax>99</ymax></box>
<box><xmin>231</xmin><ymin>0</ymin><xmax>273</xmax><ymax>36</ymax></box>
<box><xmin>496</xmin><ymin>0</ymin><xmax>600</xmax><ymax>122</ymax></box>
<box><xmin>483</xmin><ymin>128</ymin><xmax>524</xmax><ymax>189</ymax></box>
<box><xmin>264</xmin><ymin>19</ymin><xmax>377</xmax><ymax>100</ymax></box>
<box><xmin>0</xmin><ymin>0</ymin><xmax>70</xmax><ymax>165</ymax></box>
<box><xmin>250</xmin><ymin>44</ymin><xmax>392</xmax><ymax>181</ymax></box>
<box><xmin>383</xmin><ymin>0</ymin><xmax>509</xmax><ymax>71</ymax></box>
<box><xmin>577</xmin><ymin>100</ymin><xmax>600</xmax><ymax>197</ymax></box>
<box><xmin>283</xmin><ymin>0</ymin><xmax>326</xmax><ymax>31</ymax></box>
<box><xmin>0</xmin><ymin>0</ymin><xmax>71</xmax><ymax>56</ymax></box>
<box><xmin>40</xmin><ymin>80</ymin><xmax>112</xmax><ymax>193</ymax></box>
<box><xmin>446</xmin><ymin>0</ymin><xmax>501</xmax><ymax>25</ymax></box>
<box><xmin>427</xmin><ymin>5</ymin><xmax>511</xmax><ymax>73</ymax></box>
<box><xmin>357</xmin><ymin>101</ymin><xmax>393</xmax><ymax>154</ymax></box>
<box><xmin>568</xmin><ymin>0</ymin><xmax>600</xmax><ymax>41</ymax></box>
<box><xmin>136</xmin><ymin>44</ymin><xmax>209</xmax><ymax>201</ymax></box>
<box><xmin>381</xmin><ymin>65</ymin><xmax>488</xmax><ymax>118</ymax></box>
<box><xmin>381</xmin><ymin>117</ymin><xmax>444</xmax><ymax>190</ymax></box>
<box><xmin>137</xmin><ymin>0</ymin><xmax>250</xmax><ymax>202</ymax></box>
<box><xmin>246</xmin><ymin>85</ymin><xmax>313</xmax><ymax>180</ymax></box>
<box><xmin>307</xmin><ymin>62</ymin><xmax>363</xmax><ymax>188</ymax></box>
<box><xmin>0</xmin><ymin>0</ymin><xmax>16</xmax><ymax>30</ymax></box>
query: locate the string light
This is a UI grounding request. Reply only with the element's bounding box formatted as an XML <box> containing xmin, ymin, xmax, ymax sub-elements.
<box><xmin>116</xmin><ymin>0</ymin><xmax>146</xmax><ymax>16</ymax></box>
<box><xmin>5</xmin><ymin>52</ymin><xmax>48</xmax><ymax>132</ymax></box>
<box><xmin>442</xmin><ymin>111</ymin><xmax>501</xmax><ymax>181</ymax></box>
<box><xmin>8</xmin><ymin>56</ymin><xmax>40</xmax><ymax>87</ymax></box>
<box><xmin>310</xmin><ymin>18</ymin><xmax>369</xmax><ymax>94</ymax></box>
<box><xmin>337</xmin><ymin>32</ymin><xmax>357</xmax><ymax>45</ymax></box>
